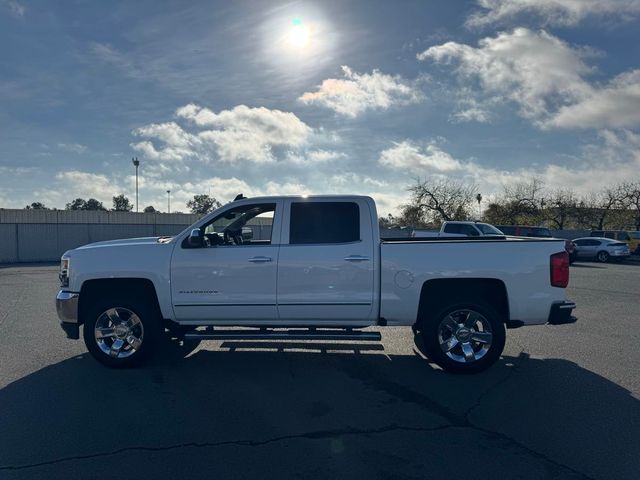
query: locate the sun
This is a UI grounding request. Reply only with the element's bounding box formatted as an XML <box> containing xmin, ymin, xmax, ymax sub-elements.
<box><xmin>287</xmin><ymin>18</ymin><xmax>311</xmax><ymax>49</ymax></box>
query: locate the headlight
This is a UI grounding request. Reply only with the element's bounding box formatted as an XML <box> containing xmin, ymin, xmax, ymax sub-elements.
<box><xmin>59</xmin><ymin>257</ymin><xmax>70</xmax><ymax>287</ymax></box>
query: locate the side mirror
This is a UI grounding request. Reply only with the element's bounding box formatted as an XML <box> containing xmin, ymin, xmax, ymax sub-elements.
<box><xmin>187</xmin><ymin>229</ymin><xmax>204</xmax><ymax>247</ymax></box>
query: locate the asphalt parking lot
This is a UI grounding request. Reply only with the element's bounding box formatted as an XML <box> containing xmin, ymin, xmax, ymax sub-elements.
<box><xmin>0</xmin><ymin>261</ymin><xmax>638</xmax><ymax>479</ymax></box>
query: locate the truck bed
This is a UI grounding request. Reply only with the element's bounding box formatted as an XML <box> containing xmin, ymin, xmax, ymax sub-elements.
<box><xmin>379</xmin><ymin>236</ymin><xmax>567</xmax><ymax>326</ymax></box>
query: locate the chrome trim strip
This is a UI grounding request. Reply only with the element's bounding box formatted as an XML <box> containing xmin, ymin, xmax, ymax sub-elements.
<box><xmin>558</xmin><ymin>303</ymin><xmax>576</xmax><ymax>309</ymax></box>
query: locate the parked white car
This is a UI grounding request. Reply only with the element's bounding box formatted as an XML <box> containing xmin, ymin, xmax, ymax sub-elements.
<box><xmin>56</xmin><ymin>195</ymin><xmax>575</xmax><ymax>374</ymax></box>
<box><xmin>572</xmin><ymin>237</ymin><xmax>630</xmax><ymax>262</ymax></box>
<box><xmin>412</xmin><ymin>221</ymin><xmax>504</xmax><ymax>238</ymax></box>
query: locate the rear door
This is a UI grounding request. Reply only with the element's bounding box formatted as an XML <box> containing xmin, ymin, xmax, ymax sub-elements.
<box><xmin>578</xmin><ymin>239</ymin><xmax>601</xmax><ymax>257</ymax></box>
<box><xmin>276</xmin><ymin>199</ymin><xmax>375</xmax><ymax>321</ymax></box>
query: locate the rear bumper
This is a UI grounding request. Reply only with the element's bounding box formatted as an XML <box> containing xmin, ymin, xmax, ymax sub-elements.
<box><xmin>56</xmin><ymin>290</ymin><xmax>80</xmax><ymax>339</ymax></box>
<box><xmin>610</xmin><ymin>251</ymin><xmax>629</xmax><ymax>257</ymax></box>
<box><xmin>548</xmin><ymin>301</ymin><xmax>577</xmax><ymax>325</ymax></box>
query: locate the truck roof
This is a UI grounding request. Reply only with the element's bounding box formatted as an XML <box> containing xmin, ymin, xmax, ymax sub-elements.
<box><xmin>231</xmin><ymin>194</ymin><xmax>374</xmax><ymax>203</ymax></box>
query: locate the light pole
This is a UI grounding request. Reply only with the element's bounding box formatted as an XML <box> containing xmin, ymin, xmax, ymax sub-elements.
<box><xmin>475</xmin><ymin>193</ymin><xmax>482</xmax><ymax>219</ymax></box>
<box><xmin>167</xmin><ymin>190</ymin><xmax>171</xmax><ymax>213</ymax></box>
<box><xmin>132</xmin><ymin>157</ymin><xmax>140</xmax><ymax>212</ymax></box>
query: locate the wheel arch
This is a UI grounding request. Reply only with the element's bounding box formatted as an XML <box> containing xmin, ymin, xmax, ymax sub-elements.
<box><xmin>78</xmin><ymin>278</ymin><xmax>162</xmax><ymax>325</ymax></box>
<box><xmin>416</xmin><ymin>278</ymin><xmax>510</xmax><ymax>327</ymax></box>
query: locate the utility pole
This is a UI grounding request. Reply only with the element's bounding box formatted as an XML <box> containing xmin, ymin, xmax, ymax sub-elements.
<box><xmin>476</xmin><ymin>193</ymin><xmax>482</xmax><ymax>220</ymax></box>
<box><xmin>132</xmin><ymin>157</ymin><xmax>140</xmax><ymax>212</ymax></box>
<box><xmin>167</xmin><ymin>190</ymin><xmax>171</xmax><ymax>213</ymax></box>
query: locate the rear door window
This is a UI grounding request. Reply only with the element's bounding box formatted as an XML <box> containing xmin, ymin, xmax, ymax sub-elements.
<box><xmin>460</xmin><ymin>225</ymin><xmax>480</xmax><ymax>236</ymax></box>
<box><xmin>289</xmin><ymin>202</ymin><xmax>360</xmax><ymax>244</ymax></box>
<box><xmin>443</xmin><ymin>224</ymin><xmax>462</xmax><ymax>234</ymax></box>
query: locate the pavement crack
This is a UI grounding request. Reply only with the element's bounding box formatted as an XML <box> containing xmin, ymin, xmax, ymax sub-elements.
<box><xmin>0</xmin><ymin>424</ymin><xmax>454</xmax><ymax>471</ymax></box>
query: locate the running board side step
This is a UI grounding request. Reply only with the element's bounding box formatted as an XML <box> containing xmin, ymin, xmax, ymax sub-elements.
<box><xmin>184</xmin><ymin>328</ymin><xmax>381</xmax><ymax>342</ymax></box>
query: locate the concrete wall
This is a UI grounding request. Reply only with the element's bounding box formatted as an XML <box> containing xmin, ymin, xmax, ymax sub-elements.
<box><xmin>0</xmin><ymin>209</ymin><xmax>274</xmax><ymax>263</ymax></box>
<box><xmin>0</xmin><ymin>209</ymin><xmax>200</xmax><ymax>263</ymax></box>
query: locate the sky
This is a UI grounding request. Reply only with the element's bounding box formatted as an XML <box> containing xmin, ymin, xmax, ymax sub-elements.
<box><xmin>1</xmin><ymin>0</ymin><xmax>639</xmax><ymax>214</ymax></box>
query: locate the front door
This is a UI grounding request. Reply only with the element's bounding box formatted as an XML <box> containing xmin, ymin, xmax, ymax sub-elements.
<box><xmin>171</xmin><ymin>201</ymin><xmax>282</xmax><ymax>323</ymax></box>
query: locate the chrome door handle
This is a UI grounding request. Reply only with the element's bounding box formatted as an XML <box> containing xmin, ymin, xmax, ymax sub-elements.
<box><xmin>344</xmin><ymin>255</ymin><xmax>370</xmax><ymax>262</ymax></box>
<box><xmin>248</xmin><ymin>256</ymin><xmax>272</xmax><ymax>263</ymax></box>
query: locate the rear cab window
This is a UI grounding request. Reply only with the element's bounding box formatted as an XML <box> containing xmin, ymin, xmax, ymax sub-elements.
<box><xmin>443</xmin><ymin>223</ymin><xmax>462</xmax><ymax>234</ymax></box>
<box><xmin>289</xmin><ymin>201</ymin><xmax>360</xmax><ymax>244</ymax></box>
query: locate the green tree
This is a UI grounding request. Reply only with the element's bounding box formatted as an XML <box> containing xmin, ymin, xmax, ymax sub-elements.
<box><xmin>24</xmin><ymin>202</ymin><xmax>48</xmax><ymax>210</ymax></box>
<box><xmin>85</xmin><ymin>198</ymin><xmax>107</xmax><ymax>211</ymax></box>
<box><xmin>112</xmin><ymin>194</ymin><xmax>133</xmax><ymax>212</ymax></box>
<box><xmin>187</xmin><ymin>194</ymin><xmax>222</xmax><ymax>215</ymax></box>
<box><xmin>66</xmin><ymin>198</ymin><xmax>106</xmax><ymax>211</ymax></box>
<box><xmin>65</xmin><ymin>198</ymin><xmax>87</xmax><ymax>210</ymax></box>
<box><xmin>143</xmin><ymin>205</ymin><xmax>156</xmax><ymax>213</ymax></box>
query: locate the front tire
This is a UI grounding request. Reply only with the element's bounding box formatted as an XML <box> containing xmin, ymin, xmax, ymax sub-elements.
<box><xmin>596</xmin><ymin>251</ymin><xmax>609</xmax><ymax>263</ymax></box>
<box><xmin>83</xmin><ymin>297</ymin><xmax>161</xmax><ymax>368</ymax></box>
<box><xmin>416</xmin><ymin>302</ymin><xmax>506</xmax><ymax>374</ymax></box>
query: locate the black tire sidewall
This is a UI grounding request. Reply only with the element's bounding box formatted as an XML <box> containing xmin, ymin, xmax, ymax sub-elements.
<box><xmin>83</xmin><ymin>297</ymin><xmax>160</xmax><ymax>368</ymax></box>
<box><xmin>420</xmin><ymin>302</ymin><xmax>506</xmax><ymax>374</ymax></box>
<box><xmin>597</xmin><ymin>251</ymin><xmax>609</xmax><ymax>262</ymax></box>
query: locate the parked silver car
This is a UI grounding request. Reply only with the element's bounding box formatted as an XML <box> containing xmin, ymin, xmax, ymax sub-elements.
<box><xmin>572</xmin><ymin>237</ymin><xmax>630</xmax><ymax>262</ymax></box>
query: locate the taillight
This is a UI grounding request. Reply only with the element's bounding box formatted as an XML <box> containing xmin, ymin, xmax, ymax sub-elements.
<box><xmin>550</xmin><ymin>251</ymin><xmax>569</xmax><ymax>288</ymax></box>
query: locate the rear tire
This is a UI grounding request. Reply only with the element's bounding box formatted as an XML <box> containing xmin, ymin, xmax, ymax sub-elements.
<box><xmin>415</xmin><ymin>302</ymin><xmax>506</xmax><ymax>374</ymax></box>
<box><xmin>596</xmin><ymin>251</ymin><xmax>609</xmax><ymax>263</ymax></box>
<box><xmin>82</xmin><ymin>296</ymin><xmax>161</xmax><ymax>368</ymax></box>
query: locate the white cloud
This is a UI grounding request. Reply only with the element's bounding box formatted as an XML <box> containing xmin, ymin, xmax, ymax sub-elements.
<box><xmin>131</xmin><ymin>122</ymin><xmax>199</xmax><ymax>161</ymax></box>
<box><xmin>134</xmin><ymin>104</ymin><xmax>313</xmax><ymax>164</ymax></box>
<box><xmin>466</xmin><ymin>0</ymin><xmax>640</xmax><ymax>28</ymax></box>
<box><xmin>299</xmin><ymin>66</ymin><xmax>424</xmax><ymax>117</ymax></box>
<box><xmin>58</xmin><ymin>143</ymin><xmax>88</xmax><ymax>154</ymax></box>
<box><xmin>378</xmin><ymin>132</ymin><xmax>640</xmax><ymax>198</ymax></box>
<box><xmin>419</xmin><ymin>28</ymin><xmax>593</xmax><ymax>123</ymax></box>
<box><xmin>450</xmin><ymin>94</ymin><xmax>495</xmax><ymax>123</ymax></box>
<box><xmin>4</xmin><ymin>1</ymin><xmax>25</xmax><ymax>17</ymax></box>
<box><xmin>286</xmin><ymin>149</ymin><xmax>345</xmax><ymax>164</ymax></box>
<box><xmin>379</xmin><ymin>141</ymin><xmax>463</xmax><ymax>173</ymax></box>
<box><xmin>548</xmin><ymin>70</ymin><xmax>640</xmax><ymax>129</ymax></box>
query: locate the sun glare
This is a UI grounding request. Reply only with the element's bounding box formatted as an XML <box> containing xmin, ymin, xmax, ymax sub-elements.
<box><xmin>287</xmin><ymin>18</ymin><xmax>311</xmax><ymax>49</ymax></box>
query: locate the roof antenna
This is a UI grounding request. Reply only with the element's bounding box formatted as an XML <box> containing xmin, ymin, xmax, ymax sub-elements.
<box><xmin>233</xmin><ymin>193</ymin><xmax>245</xmax><ymax>201</ymax></box>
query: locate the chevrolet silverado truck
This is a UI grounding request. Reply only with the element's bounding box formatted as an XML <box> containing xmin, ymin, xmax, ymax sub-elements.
<box><xmin>56</xmin><ymin>195</ymin><xmax>576</xmax><ymax>373</ymax></box>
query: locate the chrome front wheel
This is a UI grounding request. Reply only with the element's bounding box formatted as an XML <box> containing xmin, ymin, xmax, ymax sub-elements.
<box><xmin>94</xmin><ymin>307</ymin><xmax>145</xmax><ymax>359</ymax></box>
<box><xmin>83</xmin><ymin>296</ymin><xmax>160</xmax><ymax>368</ymax></box>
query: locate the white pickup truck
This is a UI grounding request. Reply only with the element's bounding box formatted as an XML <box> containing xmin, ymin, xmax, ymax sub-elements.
<box><xmin>56</xmin><ymin>195</ymin><xmax>575</xmax><ymax>373</ymax></box>
<box><xmin>412</xmin><ymin>221</ymin><xmax>504</xmax><ymax>238</ymax></box>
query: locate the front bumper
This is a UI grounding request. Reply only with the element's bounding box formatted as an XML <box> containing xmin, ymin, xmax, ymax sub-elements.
<box><xmin>548</xmin><ymin>301</ymin><xmax>577</xmax><ymax>325</ymax></box>
<box><xmin>56</xmin><ymin>290</ymin><xmax>80</xmax><ymax>339</ymax></box>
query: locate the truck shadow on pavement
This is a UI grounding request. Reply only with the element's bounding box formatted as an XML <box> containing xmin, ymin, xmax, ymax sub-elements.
<box><xmin>0</xmin><ymin>339</ymin><xmax>638</xmax><ymax>480</ymax></box>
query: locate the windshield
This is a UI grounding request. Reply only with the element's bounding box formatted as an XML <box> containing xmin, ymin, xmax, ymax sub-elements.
<box><xmin>477</xmin><ymin>223</ymin><xmax>504</xmax><ymax>235</ymax></box>
<box><xmin>631</xmin><ymin>232</ymin><xmax>640</xmax><ymax>239</ymax></box>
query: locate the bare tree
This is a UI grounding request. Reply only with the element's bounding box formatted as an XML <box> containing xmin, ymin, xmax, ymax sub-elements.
<box><xmin>621</xmin><ymin>182</ymin><xmax>640</xmax><ymax>230</ymax></box>
<box><xmin>545</xmin><ymin>190</ymin><xmax>577</xmax><ymax>230</ymax></box>
<box><xmin>484</xmin><ymin>179</ymin><xmax>545</xmax><ymax>225</ymax></box>
<box><xmin>405</xmin><ymin>178</ymin><xmax>476</xmax><ymax>225</ymax></box>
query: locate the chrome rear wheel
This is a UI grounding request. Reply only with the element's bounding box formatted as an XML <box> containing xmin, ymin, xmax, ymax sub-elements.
<box><xmin>416</xmin><ymin>301</ymin><xmax>506</xmax><ymax>374</ymax></box>
<box><xmin>437</xmin><ymin>309</ymin><xmax>493</xmax><ymax>363</ymax></box>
